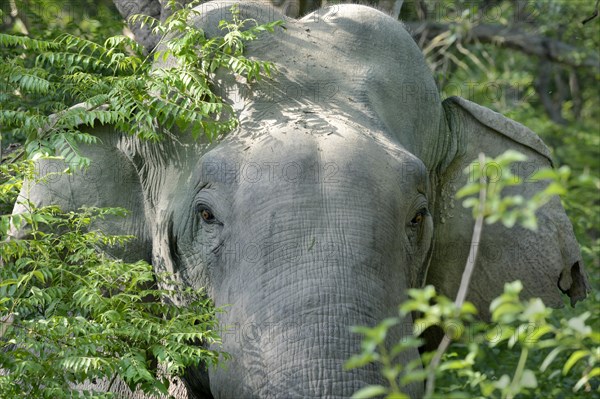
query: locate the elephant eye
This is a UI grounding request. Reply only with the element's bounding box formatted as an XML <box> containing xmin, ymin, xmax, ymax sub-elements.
<box><xmin>410</xmin><ymin>208</ymin><xmax>428</xmax><ymax>227</ymax></box>
<box><xmin>198</xmin><ymin>206</ymin><xmax>217</xmax><ymax>224</ymax></box>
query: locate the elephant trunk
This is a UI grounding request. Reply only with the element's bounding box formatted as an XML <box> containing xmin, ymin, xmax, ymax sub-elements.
<box><xmin>209</xmin><ymin>235</ymin><xmax>420</xmax><ymax>398</ymax></box>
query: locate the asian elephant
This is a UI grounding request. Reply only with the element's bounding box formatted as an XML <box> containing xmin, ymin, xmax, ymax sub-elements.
<box><xmin>13</xmin><ymin>2</ymin><xmax>589</xmax><ymax>398</ymax></box>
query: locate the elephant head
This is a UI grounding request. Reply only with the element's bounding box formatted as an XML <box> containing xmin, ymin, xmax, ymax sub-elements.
<box><xmin>14</xmin><ymin>2</ymin><xmax>589</xmax><ymax>398</ymax></box>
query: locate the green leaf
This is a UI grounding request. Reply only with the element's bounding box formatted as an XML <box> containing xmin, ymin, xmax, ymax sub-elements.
<box><xmin>574</xmin><ymin>367</ymin><xmax>600</xmax><ymax>392</ymax></box>
<box><xmin>385</xmin><ymin>392</ymin><xmax>410</xmax><ymax>399</ymax></box>
<box><xmin>351</xmin><ymin>385</ymin><xmax>389</xmax><ymax>399</ymax></box>
<box><xmin>460</xmin><ymin>302</ymin><xmax>478</xmax><ymax>315</ymax></box>
<box><xmin>439</xmin><ymin>359</ymin><xmax>473</xmax><ymax>371</ymax></box>
<box><xmin>0</xmin><ymin>279</ymin><xmax>17</xmax><ymax>288</ymax></box>
<box><xmin>497</xmin><ymin>150</ymin><xmax>527</xmax><ymax>165</ymax></box>
<box><xmin>456</xmin><ymin>183</ymin><xmax>481</xmax><ymax>199</ymax></box>
<box><xmin>544</xmin><ymin>182</ymin><xmax>567</xmax><ymax>196</ymax></box>
<box><xmin>521</xmin><ymin>369</ymin><xmax>537</xmax><ymax>388</ymax></box>
<box><xmin>390</xmin><ymin>337</ymin><xmax>422</xmax><ymax>358</ymax></box>
<box><xmin>491</xmin><ymin>302</ymin><xmax>521</xmax><ymax>323</ymax></box>
<box><xmin>493</xmin><ymin>374</ymin><xmax>510</xmax><ymax>390</ymax></box>
<box><xmin>521</xmin><ymin>298</ymin><xmax>547</xmax><ymax>319</ymax></box>
<box><xmin>32</xmin><ymin>270</ymin><xmax>45</xmax><ymax>284</ymax></box>
<box><xmin>540</xmin><ymin>347</ymin><xmax>563</xmax><ymax>372</ymax></box>
<box><xmin>530</xmin><ymin>168</ymin><xmax>558</xmax><ymax>181</ymax></box>
<box><xmin>567</xmin><ymin>312</ymin><xmax>592</xmax><ymax>335</ymax></box>
<box><xmin>399</xmin><ymin>368</ymin><xmax>428</xmax><ymax>386</ymax></box>
<box><xmin>524</xmin><ymin>324</ymin><xmax>553</xmax><ymax>344</ymax></box>
<box><xmin>563</xmin><ymin>350</ymin><xmax>589</xmax><ymax>375</ymax></box>
<box><xmin>344</xmin><ymin>353</ymin><xmax>378</xmax><ymax>370</ymax></box>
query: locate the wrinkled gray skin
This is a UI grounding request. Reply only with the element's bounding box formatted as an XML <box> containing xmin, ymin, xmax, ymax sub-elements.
<box><xmin>13</xmin><ymin>3</ymin><xmax>589</xmax><ymax>398</ymax></box>
<box><xmin>111</xmin><ymin>0</ymin><xmax>402</xmax><ymax>51</ymax></box>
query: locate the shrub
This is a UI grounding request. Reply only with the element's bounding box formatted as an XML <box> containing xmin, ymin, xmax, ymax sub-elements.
<box><xmin>346</xmin><ymin>151</ymin><xmax>600</xmax><ymax>399</ymax></box>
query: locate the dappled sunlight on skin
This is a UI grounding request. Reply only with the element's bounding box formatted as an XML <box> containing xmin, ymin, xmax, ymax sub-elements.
<box><xmin>136</xmin><ymin>3</ymin><xmax>589</xmax><ymax>390</ymax></box>
<box><xmin>159</xmin><ymin>116</ymin><xmax>431</xmax><ymax>397</ymax></box>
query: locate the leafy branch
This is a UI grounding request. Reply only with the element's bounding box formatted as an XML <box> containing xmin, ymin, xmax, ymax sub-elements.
<box><xmin>0</xmin><ymin>1</ymin><xmax>283</xmax><ymax>167</ymax></box>
<box><xmin>0</xmin><ymin>3</ymin><xmax>285</xmax><ymax>397</ymax></box>
<box><xmin>0</xmin><ymin>161</ymin><xmax>226</xmax><ymax>398</ymax></box>
<box><xmin>345</xmin><ymin>151</ymin><xmax>599</xmax><ymax>398</ymax></box>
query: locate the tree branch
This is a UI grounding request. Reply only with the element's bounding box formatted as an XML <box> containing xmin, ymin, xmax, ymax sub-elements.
<box><xmin>8</xmin><ymin>0</ymin><xmax>31</xmax><ymax>35</ymax></box>
<box><xmin>405</xmin><ymin>22</ymin><xmax>600</xmax><ymax>72</ymax></box>
<box><xmin>582</xmin><ymin>0</ymin><xmax>599</xmax><ymax>24</ymax></box>
<box><xmin>534</xmin><ymin>62</ymin><xmax>568</xmax><ymax>125</ymax></box>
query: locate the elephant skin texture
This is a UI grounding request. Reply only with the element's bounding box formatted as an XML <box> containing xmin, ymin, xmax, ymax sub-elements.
<box><xmin>12</xmin><ymin>2</ymin><xmax>589</xmax><ymax>398</ymax></box>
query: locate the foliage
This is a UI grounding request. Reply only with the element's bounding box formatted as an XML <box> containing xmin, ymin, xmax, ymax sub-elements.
<box><xmin>347</xmin><ymin>281</ymin><xmax>599</xmax><ymax>399</ymax></box>
<box><xmin>405</xmin><ymin>3</ymin><xmax>600</xmax><ymax>394</ymax></box>
<box><xmin>344</xmin><ymin>286</ymin><xmax>476</xmax><ymax>399</ymax></box>
<box><xmin>0</xmin><ymin>0</ymin><xmax>125</xmax><ymax>151</ymax></box>
<box><xmin>0</xmin><ymin>2</ymin><xmax>282</xmax><ymax>397</ymax></box>
<box><xmin>430</xmin><ymin>1</ymin><xmax>600</xmax><ymax>390</ymax></box>
<box><xmin>0</xmin><ymin>0</ymin><xmax>124</xmax><ymax>40</ymax></box>
<box><xmin>456</xmin><ymin>150</ymin><xmax>571</xmax><ymax>230</ymax></box>
<box><xmin>0</xmin><ymin>1</ymin><xmax>283</xmax><ymax>167</ymax></box>
<box><xmin>425</xmin><ymin>281</ymin><xmax>597</xmax><ymax>399</ymax></box>
<box><xmin>1</xmin><ymin>1</ymin><xmax>597</xmax><ymax>397</ymax></box>
<box><xmin>0</xmin><ymin>160</ymin><xmax>226</xmax><ymax>398</ymax></box>
<box><xmin>406</xmin><ymin>0</ymin><xmax>600</xmax><ymax>283</ymax></box>
<box><xmin>346</xmin><ymin>151</ymin><xmax>600</xmax><ymax>398</ymax></box>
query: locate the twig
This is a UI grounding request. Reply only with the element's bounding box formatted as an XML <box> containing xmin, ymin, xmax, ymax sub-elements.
<box><xmin>425</xmin><ymin>153</ymin><xmax>487</xmax><ymax>398</ymax></box>
<box><xmin>454</xmin><ymin>153</ymin><xmax>487</xmax><ymax>308</ymax></box>
<box><xmin>106</xmin><ymin>372</ymin><xmax>118</xmax><ymax>392</ymax></box>
<box><xmin>582</xmin><ymin>0</ymin><xmax>599</xmax><ymax>24</ymax></box>
<box><xmin>404</xmin><ymin>22</ymin><xmax>600</xmax><ymax>72</ymax></box>
<box><xmin>9</xmin><ymin>0</ymin><xmax>31</xmax><ymax>35</ymax></box>
<box><xmin>506</xmin><ymin>347</ymin><xmax>529</xmax><ymax>399</ymax></box>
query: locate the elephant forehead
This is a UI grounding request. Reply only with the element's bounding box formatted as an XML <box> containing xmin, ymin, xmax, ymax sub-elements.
<box><xmin>195</xmin><ymin>126</ymin><xmax>428</xmax><ymax>199</ymax></box>
<box><xmin>246</xmin><ymin>10</ymin><xmax>436</xmax><ymax>107</ymax></box>
<box><xmin>228</xmin><ymin>4</ymin><xmax>442</xmax><ymax>168</ymax></box>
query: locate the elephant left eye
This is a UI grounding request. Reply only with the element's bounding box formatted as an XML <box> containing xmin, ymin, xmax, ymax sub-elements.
<box><xmin>410</xmin><ymin>208</ymin><xmax>428</xmax><ymax>228</ymax></box>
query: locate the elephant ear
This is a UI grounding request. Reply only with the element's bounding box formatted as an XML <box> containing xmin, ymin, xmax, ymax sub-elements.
<box><xmin>426</xmin><ymin>96</ymin><xmax>589</xmax><ymax>318</ymax></box>
<box><xmin>11</xmin><ymin>125</ymin><xmax>150</xmax><ymax>263</ymax></box>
